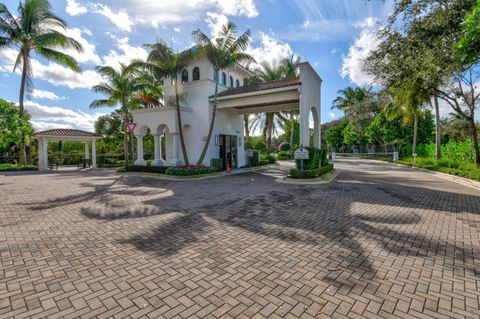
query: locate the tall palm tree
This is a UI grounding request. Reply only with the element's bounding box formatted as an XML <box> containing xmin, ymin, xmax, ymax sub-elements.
<box><xmin>90</xmin><ymin>63</ymin><xmax>160</xmax><ymax>168</ymax></box>
<box><xmin>0</xmin><ymin>0</ymin><xmax>83</xmax><ymax>163</ymax></box>
<box><xmin>138</xmin><ymin>42</ymin><xmax>194</xmax><ymax>165</ymax></box>
<box><xmin>332</xmin><ymin>87</ymin><xmax>371</xmax><ymax>113</ymax></box>
<box><xmin>192</xmin><ymin>21</ymin><xmax>254</xmax><ymax>165</ymax></box>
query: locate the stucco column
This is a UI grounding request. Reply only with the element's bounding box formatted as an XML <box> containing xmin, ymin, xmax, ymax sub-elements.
<box><xmin>37</xmin><ymin>138</ymin><xmax>44</xmax><ymax>170</ymax></box>
<box><xmin>151</xmin><ymin>134</ymin><xmax>165</xmax><ymax>166</ymax></box>
<box><xmin>84</xmin><ymin>142</ymin><xmax>89</xmax><ymax>160</ymax></box>
<box><xmin>42</xmin><ymin>138</ymin><xmax>48</xmax><ymax>170</ymax></box>
<box><xmin>134</xmin><ymin>134</ymin><xmax>146</xmax><ymax>165</ymax></box>
<box><xmin>299</xmin><ymin>91</ymin><xmax>309</xmax><ymax>147</ymax></box>
<box><xmin>92</xmin><ymin>140</ymin><xmax>97</xmax><ymax>169</ymax></box>
<box><xmin>170</xmin><ymin>132</ymin><xmax>181</xmax><ymax>166</ymax></box>
<box><xmin>313</xmin><ymin>108</ymin><xmax>321</xmax><ymax>148</ymax></box>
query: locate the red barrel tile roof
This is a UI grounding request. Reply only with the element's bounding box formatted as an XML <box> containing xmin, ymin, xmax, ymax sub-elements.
<box><xmin>34</xmin><ymin>129</ymin><xmax>100</xmax><ymax>137</ymax></box>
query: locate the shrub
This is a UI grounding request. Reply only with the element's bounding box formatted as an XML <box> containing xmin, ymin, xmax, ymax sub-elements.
<box><xmin>0</xmin><ymin>164</ymin><xmax>37</xmax><ymax>172</ymax></box>
<box><xmin>260</xmin><ymin>153</ymin><xmax>277</xmax><ymax>164</ymax></box>
<box><xmin>251</xmin><ymin>150</ymin><xmax>260</xmax><ymax>166</ymax></box>
<box><xmin>295</xmin><ymin>147</ymin><xmax>329</xmax><ymax>170</ymax></box>
<box><xmin>244</xmin><ymin>141</ymin><xmax>253</xmax><ymax>150</ymax></box>
<box><xmin>165</xmin><ymin>165</ymin><xmax>217</xmax><ymax>176</ymax></box>
<box><xmin>253</xmin><ymin>141</ymin><xmax>267</xmax><ymax>153</ymax></box>
<box><xmin>315</xmin><ymin>163</ymin><xmax>334</xmax><ymax>176</ymax></box>
<box><xmin>278</xmin><ymin>142</ymin><xmax>291</xmax><ymax>152</ymax></box>
<box><xmin>210</xmin><ymin>158</ymin><xmax>224</xmax><ymax>171</ymax></box>
<box><xmin>116</xmin><ymin>160</ymin><xmax>134</xmax><ymax>167</ymax></box>
<box><xmin>289</xmin><ymin>168</ymin><xmax>318</xmax><ymax>179</ymax></box>
<box><xmin>117</xmin><ymin>165</ymin><xmax>170</xmax><ymax>174</ymax></box>
<box><xmin>276</xmin><ymin>151</ymin><xmax>291</xmax><ymax>160</ymax></box>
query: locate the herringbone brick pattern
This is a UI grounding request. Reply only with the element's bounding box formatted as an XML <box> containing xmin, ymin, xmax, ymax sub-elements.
<box><xmin>1</xmin><ymin>159</ymin><xmax>479</xmax><ymax>318</ymax></box>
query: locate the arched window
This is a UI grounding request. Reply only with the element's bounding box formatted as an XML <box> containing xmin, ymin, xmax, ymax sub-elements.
<box><xmin>221</xmin><ymin>72</ymin><xmax>226</xmax><ymax>85</ymax></box>
<box><xmin>235</xmin><ymin>79</ymin><xmax>240</xmax><ymax>87</ymax></box>
<box><xmin>213</xmin><ymin>68</ymin><xmax>218</xmax><ymax>81</ymax></box>
<box><xmin>181</xmin><ymin>69</ymin><xmax>188</xmax><ymax>83</ymax></box>
<box><xmin>229</xmin><ymin>76</ymin><xmax>234</xmax><ymax>87</ymax></box>
<box><xmin>193</xmin><ymin>67</ymin><xmax>200</xmax><ymax>81</ymax></box>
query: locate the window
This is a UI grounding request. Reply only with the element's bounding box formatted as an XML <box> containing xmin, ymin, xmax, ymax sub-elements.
<box><xmin>221</xmin><ymin>72</ymin><xmax>226</xmax><ymax>85</ymax></box>
<box><xmin>181</xmin><ymin>69</ymin><xmax>188</xmax><ymax>83</ymax></box>
<box><xmin>229</xmin><ymin>76</ymin><xmax>234</xmax><ymax>87</ymax></box>
<box><xmin>193</xmin><ymin>67</ymin><xmax>200</xmax><ymax>81</ymax></box>
<box><xmin>235</xmin><ymin>79</ymin><xmax>240</xmax><ymax>87</ymax></box>
<box><xmin>213</xmin><ymin>68</ymin><xmax>218</xmax><ymax>81</ymax></box>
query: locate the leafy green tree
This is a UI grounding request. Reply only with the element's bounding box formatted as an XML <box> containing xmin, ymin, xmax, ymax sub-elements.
<box><xmin>90</xmin><ymin>63</ymin><xmax>159</xmax><ymax>167</ymax></box>
<box><xmin>324</xmin><ymin>120</ymin><xmax>348</xmax><ymax>150</ymax></box>
<box><xmin>369</xmin><ymin>0</ymin><xmax>480</xmax><ymax>163</ymax></box>
<box><xmin>94</xmin><ymin>110</ymin><xmax>124</xmax><ymax>153</ymax></box>
<box><xmin>0</xmin><ymin>0</ymin><xmax>84</xmax><ymax>163</ymax></box>
<box><xmin>457</xmin><ymin>0</ymin><xmax>480</xmax><ymax>64</ymax></box>
<box><xmin>342</xmin><ymin>122</ymin><xmax>364</xmax><ymax>147</ymax></box>
<box><xmin>0</xmin><ymin>98</ymin><xmax>33</xmax><ymax>153</ymax></box>
<box><xmin>192</xmin><ymin>21</ymin><xmax>254</xmax><ymax>164</ymax></box>
<box><xmin>138</xmin><ymin>42</ymin><xmax>193</xmax><ymax>165</ymax></box>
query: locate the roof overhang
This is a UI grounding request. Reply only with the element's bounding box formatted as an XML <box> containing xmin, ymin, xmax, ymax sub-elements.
<box><xmin>212</xmin><ymin>85</ymin><xmax>300</xmax><ymax>114</ymax></box>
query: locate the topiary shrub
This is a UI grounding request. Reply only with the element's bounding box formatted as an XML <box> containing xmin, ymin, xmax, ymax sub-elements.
<box><xmin>315</xmin><ymin>163</ymin><xmax>334</xmax><ymax>176</ymax></box>
<box><xmin>295</xmin><ymin>147</ymin><xmax>328</xmax><ymax>170</ymax></box>
<box><xmin>165</xmin><ymin>165</ymin><xmax>217</xmax><ymax>176</ymax></box>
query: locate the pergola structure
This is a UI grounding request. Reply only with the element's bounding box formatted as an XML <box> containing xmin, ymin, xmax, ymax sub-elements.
<box><xmin>34</xmin><ymin>129</ymin><xmax>100</xmax><ymax>171</ymax></box>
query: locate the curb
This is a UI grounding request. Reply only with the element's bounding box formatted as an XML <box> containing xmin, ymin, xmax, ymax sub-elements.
<box><xmin>276</xmin><ymin>170</ymin><xmax>339</xmax><ymax>185</ymax></box>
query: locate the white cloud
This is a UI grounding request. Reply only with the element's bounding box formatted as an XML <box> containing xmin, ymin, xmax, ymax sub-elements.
<box><xmin>341</xmin><ymin>17</ymin><xmax>380</xmax><ymax>86</ymax></box>
<box><xmin>174</xmin><ymin>27</ymin><xmax>181</xmax><ymax>33</ymax></box>
<box><xmin>215</xmin><ymin>0</ymin><xmax>258</xmax><ymax>18</ymax></box>
<box><xmin>54</xmin><ymin>27</ymin><xmax>101</xmax><ymax>65</ymax></box>
<box><xmin>279</xmin><ymin>19</ymin><xmax>355</xmax><ymax>43</ymax></box>
<box><xmin>25</xmin><ymin>101</ymin><xmax>107</xmax><ymax>131</ymax></box>
<box><xmin>246</xmin><ymin>34</ymin><xmax>294</xmax><ymax>66</ymax></box>
<box><xmin>65</xmin><ymin>0</ymin><xmax>87</xmax><ymax>16</ymax></box>
<box><xmin>0</xmin><ymin>42</ymin><xmax>102</xmax><ymax>90</ymax></box>
<box><xmin>92</xmin><ymin>3</ymin><xmax>134</xmax><ymax>32</ymax></box>
<box><xmin>99</xmin><ymin>0</ymin><xmax>257</xmax><ymax>29</ymax></box>
<box><xmin>31</xmin><ymin>89</ymin><xmax>63</xmax><ymax>101</ymax></box>
<box><xmin>102</xmin><ymin>36</ymin><xmax>148</xmax><ymax>69</ymax></box>
<box><xmin>329</xmin><ymin>112</ymin><xmax>336</xmax><ymax>119</ymax></box>
<box><xmin>205</xmin><ymin>12</ymin><xmax>229</xmax><ymax>38</ymax></box>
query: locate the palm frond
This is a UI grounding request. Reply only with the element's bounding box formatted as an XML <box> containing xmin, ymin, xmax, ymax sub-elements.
<box><xmin>36</xmin><ymin>47</ymin><xmax>81</xmax><ymax>72</ymax></box>
<box><xmin>33</xmin><ymin>31</ymin><xmax>83</xmax><ymax>52</ymax></box>
<box><xmin>90</xmin><ymin>99</ymin><xmax>113</xmax><ymax>109</ymax></box>
<box><xmin>191</xmin><ymin>29</ymin><xmax>212</xmax><ymax>46</ymax></box>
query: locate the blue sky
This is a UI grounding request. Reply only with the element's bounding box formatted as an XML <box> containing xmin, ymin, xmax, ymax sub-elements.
<box><xmin>0</xmin><ymin>0</ymin><xmax>394</xmax><ymax>131</ymax></box>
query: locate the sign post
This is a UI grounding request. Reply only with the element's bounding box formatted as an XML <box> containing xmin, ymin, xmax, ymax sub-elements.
<box><xmin>294</xmin><ymin>146</ymin><xmax>309</xmax><ymax>172</ymax></box>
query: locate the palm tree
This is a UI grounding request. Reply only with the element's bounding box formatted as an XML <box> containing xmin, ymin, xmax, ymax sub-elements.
<box><xmin>332</xmin><ymin>87</ymin><xmax>371</xmax><ymax>113</ymax></box>
<box><xmin>138</xmin><ymin>42</ymin><xmax>194</xmax><ymax>165</ymax></box>
<box><xmin>281</xmin><ymin>54</ymin><xmax>301</xmax><ymax>148</ymax></box>
<box><xmin>192</xmin><ymin>21</ymin><xmax>254</xmax><ymax>165</ymax></box>
<box><xmin>0</xmin><ymin>0</ymin><xmax>84</xmax><ymax>163</ymax></box>
<box><xmin>90</xmin><ymin>63</ymin><xmax>160</xmax><ymax>168</ymax></box>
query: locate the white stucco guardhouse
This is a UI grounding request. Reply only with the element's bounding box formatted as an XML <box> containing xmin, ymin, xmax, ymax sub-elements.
<box><xmin>132</xmin><ymin>58</ymin><xmax>322</xmax><ymax>169</ymax></box>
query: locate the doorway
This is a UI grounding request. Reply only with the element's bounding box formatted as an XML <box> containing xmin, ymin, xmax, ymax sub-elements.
<box><xmin>219</xmin><ymin>135</ymin><xmax>237</xmax><ymax>169</ymax></box>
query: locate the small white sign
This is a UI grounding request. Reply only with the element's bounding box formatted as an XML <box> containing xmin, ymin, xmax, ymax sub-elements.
<box><xmin>245</xmin><ymin>149</ymin><xmax>254</xmax><ymax>157</ymax></box>
<box><xmin>294</xmin><ymin>148</ymin><xmax>309</xmax><ymax>160</ymax></box>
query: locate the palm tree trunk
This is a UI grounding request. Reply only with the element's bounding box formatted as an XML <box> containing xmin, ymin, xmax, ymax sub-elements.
<box><xmin>123</xmin><ymin>115</ymin><xmax>129</xmax><ymax>170</ymax></box>
<box><xmin>433</xmin><ymin>95</ymin><xmax>441</xmax><ymax>159</ymax></box>
<box><xmin>413</xmin><ymin>114</ymin><xmax>418</xmax><ymax>163</ymax></box>
<box><xmin>18</xmin><ymin>52</ymin><xmax>28</xmax><ymax>165</ymax></box>
<box><xmin>469</xmin><ymin>118</ymin><xmax>480</xmax><ymax>165</ymax></box>
<box><xmin>244</xmin><ymin>114</ymin><xmax>249</xmax><ymax>143</ymax></box>
<box><xmin>175</xmin><ymin>82</ymin><xmax>189</xmax><ymax>165</ymax></box>
<box><xmin>196</xmin><ymin>77</ymin><xmax>219</xmax><ymax>165</ymax></box>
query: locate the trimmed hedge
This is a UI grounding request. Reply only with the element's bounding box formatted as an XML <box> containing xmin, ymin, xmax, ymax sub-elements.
<box><xmin>276</xmin><ymin>151</ymin><xmax>291</xmax><ymax>160</ymax></box>
<box><xmin>211</xmin><ymin>158</ymin><xmax>224</xmax><ymax>171</ymax></box>
<box><xmin>289</xmin><ymin>163</ymin><xmax>334</xmax><ymax>179</ymax></box>
<box><xmin>117</xmin><ymin>165</ymin><xmax>170</xmax><ymax>173</ymax></box>
<box><xmin>251</xmin><ymin>150</ymin><xmax>260</xmax><ymax>166</ymax></box>
<box><xmin>260</xmin><ymin>153</ymin><xmax>277</xmax><ymax>164</ymax></box>
<box><xmin>165</xmin><ymin>166</ymin><xmax>218</xmax><ymax>176</ymax></box>
<box><xmin>0</xmin><ymin>164</ymin><xmax>37</xmax><ymax>172</ymax></box>
<box><xmin>398</xmin><ymin>157</ymin><xmax>480</xmax><ymax>181</ymax></box>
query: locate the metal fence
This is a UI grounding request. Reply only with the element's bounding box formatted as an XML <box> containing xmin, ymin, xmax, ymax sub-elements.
<box><xmin>332</xmin><ymin>152</ymin><xmax>399</xmax><ymax>162</ymax></box>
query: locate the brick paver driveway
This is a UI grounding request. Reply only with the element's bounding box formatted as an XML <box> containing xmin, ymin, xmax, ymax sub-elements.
<box><xmin>1</xmin><ymin>159</ymin><xmax>480</xmax><ymax>319</ymax></box>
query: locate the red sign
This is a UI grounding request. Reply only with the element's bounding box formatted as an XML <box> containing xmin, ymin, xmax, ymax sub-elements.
<box><xmin>127</xmin><ymin>123</ymin><xmax>136</xmax><ymax>132</ymax></box>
